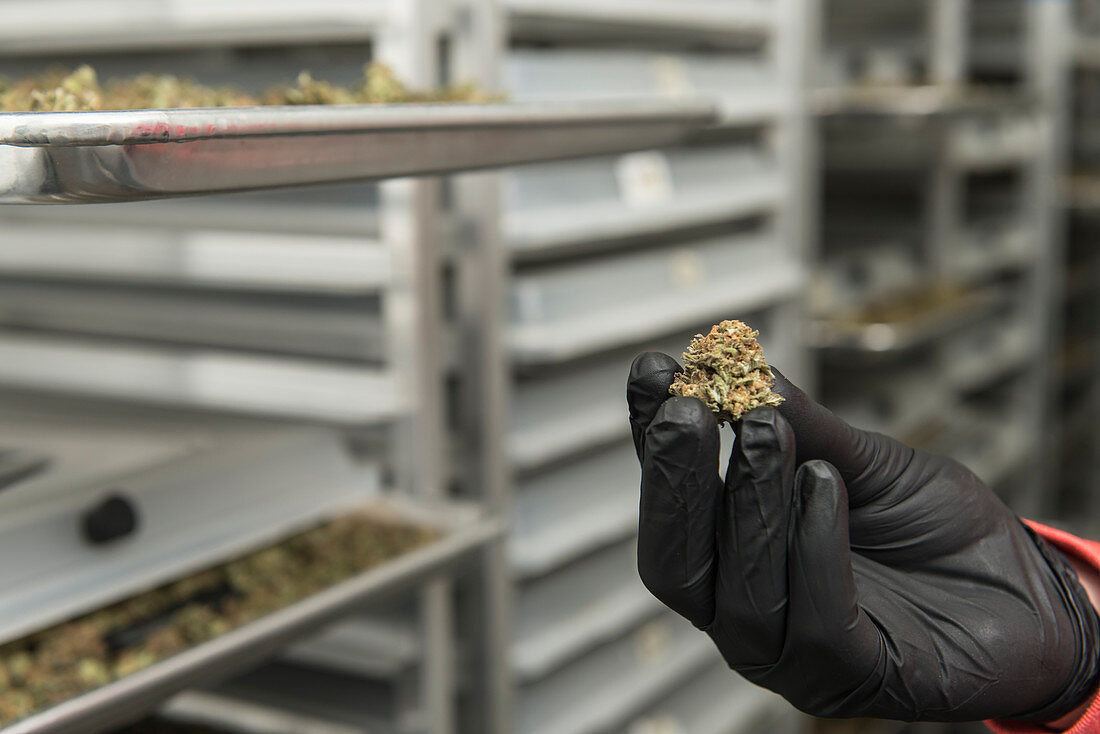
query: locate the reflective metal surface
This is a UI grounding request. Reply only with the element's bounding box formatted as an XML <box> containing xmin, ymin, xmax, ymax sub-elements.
<box><xmin>0</xmin><ymin>101</ymin><xmax>717</xmax><ymax>204</ymax></box>
<box><xmin>506</xmin><ymin>0</ymin><xmax>775</xmax><ymax>45</ymax></box>
<box><xmin>812</xmin><ymin>85</ymin><xmax>1033</xmax><ymax>117</ymax></box>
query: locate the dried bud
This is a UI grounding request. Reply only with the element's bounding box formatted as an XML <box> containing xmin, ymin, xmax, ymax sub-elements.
<box><xmin>669</xmin><ymin>319</ymin><xmax>783</xmax><ymax>425</ymax></box>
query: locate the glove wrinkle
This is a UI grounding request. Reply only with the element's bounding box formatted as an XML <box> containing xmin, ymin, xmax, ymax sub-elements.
<box><xmin>1010</xmin><ymin>526</ymin><xmax>1100</xmax><ymax>723</ymax></box>
<box><xmin>638</xmin><ymin>397</ymin><xmax>720</xmax><ymax>630</ymax></box>
<box><xmin>713</xmin><ymin>407</ymin><xmax>794</xmax><ymax>665</ymax></box>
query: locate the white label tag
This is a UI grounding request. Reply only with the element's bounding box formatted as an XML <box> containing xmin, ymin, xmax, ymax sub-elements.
<box><xmin>629</xmin><ymin>715</ymin><xmax>686</xmax><ymax>734</ymax></box>
<box><xmin>652</xmin><ymin>55</ymin><xmax>693</xmax><ymax>97</ymax></box>
<box><xmin>668</xmin><ymin>249</ymin><xmax>705</xmax><ymax>290</ymax></box>
<box><xmin>616</xmin><ymin>151</ymin><xmax>674</xmax><ymax>209</ymax></box>
<box><xmin>634</xmin><ymin>619</ymin><xmax>671</xmax><ymax>665</ymax></box>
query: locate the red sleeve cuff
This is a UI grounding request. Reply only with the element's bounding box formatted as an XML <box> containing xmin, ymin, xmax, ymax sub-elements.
<box><xmin>986</xmin><ymin>521</ymin><xmax>1100</xmax><ymax>734</ymax></box>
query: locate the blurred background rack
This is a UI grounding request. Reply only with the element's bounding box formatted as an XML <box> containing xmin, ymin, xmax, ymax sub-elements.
<box><xmin>0</xmin><ymin>1</ymin><xmax>1097</xmax><ymax>734</ymax></box>
<box><xmin>807</xmin><ymin>0</ymin><xmax>1068</xmax><ymax>519</ymax></box>
<box><xmin>488</xmin><ymin>3</ymin><xmax>812</xmax><ymax>734</ymax></box>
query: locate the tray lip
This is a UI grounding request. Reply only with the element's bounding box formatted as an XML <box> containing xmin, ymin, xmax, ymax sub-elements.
<box><xmin>812</xmin><ymin>85</ymin><xmax>1034</xmax><ymax>119</ymax></box>
<box><xmin>0</xmin><ymin>98</ymin><xmax>718</xmax><ymax>148</ymax></box>
<box><xmin>809</xmin><ymin>286</ymin><xmax>1007</xmax><ymax>354</ymax></box>
<box><xmin>0</xmin><ymin>494</ymin><xmax>500</xmax><ymax>734</ymax></box>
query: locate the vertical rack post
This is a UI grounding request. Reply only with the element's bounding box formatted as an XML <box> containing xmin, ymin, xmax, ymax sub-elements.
<box><xmin>930</xmin><ymin>0</ymin><xmax>970</xmax><ymax>86</ymax></box>
<box><xmin>1026</xmin><ymin>0</ymin><xmax>1073</xmax><ymax>515</ymax></box>
<box><xmin>778</xmin><ymin>0</ymin><xmax>818</xmax><ymax>393</ymax></box>
<box><xmin>450</xmin><ymin>1</ymin><xmax>514</xmax><ymax>731</ymax></box>
<box><xmin>375</xmin><ymin>2</ymin><xmax>456</xmax><ymax>731</ymax></box>
<box><xmin>926</xmin><ymin>0</ymin><xmax>966</xmax><ymax>278</ymax></box>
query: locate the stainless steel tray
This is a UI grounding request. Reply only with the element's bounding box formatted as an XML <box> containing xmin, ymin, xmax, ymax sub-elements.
<box><xmin>1070</xmin><ymin>174</ymin><xmax>1100</xmax><ymax>214</ymax></box>
<box><xmin>3</xmin><ymin>496</ymin><xmax>500</xmax><ymax>734</ymax></box>
<box><xmin>812</xmin><ymin>86</ymin><xmax>1032</xmax><ymax>118</ymax></box>
<box><xmin>0</xmin><ymin>101</ymin><xmax>717</xmax><ymax>204</ymax></box>
<box><xmin>1079</xmin><ymin>36</ymin><xmax>1100</xmax><ymax>69</ymax></box>
<box><xmin>809</xmin><ymin>288</ymin><xmax>1005</xmax><ymax>357</ymax></box>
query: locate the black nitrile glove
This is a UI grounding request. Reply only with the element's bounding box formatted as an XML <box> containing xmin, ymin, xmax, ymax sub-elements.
<box><xmin>626</xmin><ymin>351</ymin><xmax>1100</xmax><ymax>723</ymax></box>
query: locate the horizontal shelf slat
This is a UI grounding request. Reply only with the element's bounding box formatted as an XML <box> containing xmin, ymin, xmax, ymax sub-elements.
<box><xmin>0</xmin><ymin>226</ymin><xmax>390</xmax><ymax>292</ymax></box>
<box><xmin>282</xmin><ymin>614</ymin><xmax>421</xmax><ymax>678</ymax></box>
<box><xmin>505</xmin><ymin>0</ymin><xmax>776</xmax><ymax>44</ymax></box>
<box><xmin>509</xmin><ymin>259</ymin><xmax>802</xmax><ymax>366</ymax></box>
<box><xmin>522</xmin><ymin>616</ymin><xmax>716</xmax><ymax>734</ymax></box>
<box><xmin>507</xmin><ymin>179</ymin><xmax>782</xmax><ymax>260</ymax></box>
<box><xmin>810</xmin><ymin>288</ymin><xmax>1006</xmax><ymax>357</ymax></box>
<box><xmin>625</xmin><ymin>661</ymin><xmax>789</xmax><ymax>734</ymax></box>
<box><xmin>0</xmin><ymin>333</ymin><xmax>404</xmax><ymax>423</ymax></box>
<box><xmin>0</xmin><ymin>0</ymin><xmax>388</xmax><ymax>54</ymax></box>
<box><xmin>512</xmin><ymin>500</ymin><xmax>637</xmax><ymax>579</ymax></box>
<box><xmin>813</xmin><ymin>86</ymin><xmax>1032</xmax><ymax>118</ymax></box>
<box><xmin>159</xmin><ymin>691</ymin><xmax>366</xmax><ymax>734</ymax></box>
<box><xmin>514</xmin><ymin>584</ymin><xmax>659</xmax><ymax>683</ymax></box>
<box><xmin>1078</xmin><ymin>35</ymin><xmax>1100</xmax><ymax>69</ymax></box>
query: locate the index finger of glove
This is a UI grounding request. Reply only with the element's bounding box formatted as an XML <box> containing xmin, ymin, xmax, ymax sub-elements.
<box><xmin>638</xmin><ymin>396</ymin><xmax>721</xmax><ymax>629</ymax></box>
<box><xmin>628</xmin><ymin>351</ymin><xmax>683</xmax><ymax>462</ymax></box>
<box><xmin>770</xmin><ymin>367</ymin><xmax>912</xmax><ymax>507</ymax></box>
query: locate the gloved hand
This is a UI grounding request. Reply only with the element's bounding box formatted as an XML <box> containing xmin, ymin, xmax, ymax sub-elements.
<box><xmin>627</xmin><ymin>352</ymin><xmax>1100</xmax><ymax>723</ymax></box>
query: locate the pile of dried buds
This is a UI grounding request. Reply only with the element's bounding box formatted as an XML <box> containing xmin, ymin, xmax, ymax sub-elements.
<box><xmin>0</xmin><ymin>514</ymin><xmax>435</xmax><ymax>726</ymax></box>
<box><xmin>0</xmin><ymin>63</ymin><xmax>495</xmax><ymax>112</ymax></box>
<box><xmin>669</xmin><ymin>319</ymin><xmax>784</xmax><ymax>425</ymax></box>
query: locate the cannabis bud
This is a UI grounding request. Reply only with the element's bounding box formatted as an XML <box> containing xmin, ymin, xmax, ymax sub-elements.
<box><xmin>669</xmin><ymin>319</ymin><xmax>784</xmax><ymax>425</ymax></box>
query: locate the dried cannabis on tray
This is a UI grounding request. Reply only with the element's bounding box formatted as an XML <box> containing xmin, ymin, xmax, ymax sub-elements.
<box><xmin>0</xmin><ymin>513</ymin><xmax>436</xmax><ymax>727</ymax></box>
<box><xmin>0</xmin><ymin>62</ymin><xmax>495</xmax><ymax>112</ymax></box>
<box><xmin>669</xmin><ymin>319</ymin><xmax>784</xmax><ymax>425</ymax></box>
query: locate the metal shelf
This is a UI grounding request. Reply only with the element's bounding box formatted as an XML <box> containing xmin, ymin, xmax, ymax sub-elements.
<box><xmin>505</xmin><ymin>144</ymin><xmax>782</xmax><ymax>259</ymax></box>
<box><xmin>810</xmin><ymin>287</ymin><xmax>1005</xmax><ymax>357</ymax></box>
<box><xmin>157</xmin><ymin>691</ymin><xmax>366</xmax><ymax>734</ymax></box>
<box><xmin>813</xmin><ymin>86</ymin><xmax>1031</xmax><ymax>118</ymax></box>
<box><xmin>282</xmin><ymin>612</ymin><xmax>421</xmax><ymax>679</ymax></box>
<box><xmin>0</xmin><ymin>225</ymin><xmax>391</xmax><ymax>293</ymax></box>
<box><xmin>511</xmin><ymin>443</ymin><xmax>640</xmax><ymax>579</ymax></box>
<box><xmin>0</xmin><ymin>100</ymin><xmax>717</xmax><ymax>204</ymax></box>
<box><xmin>505</xmin><ymin>0</ymin><xmax>776</xmax><ymax>45</ymax></box>
<box><xmin>1079</xmin><ymin>35</ymin><xmax>1100</xmax><ymax>69</ymax></box>
<box><xmin>508</xmin><ymin>184</ymin><xmax>780</xmax><ymax>261</ymax></box>
<box><xmin>621</xmin><ymin>661</ymin><xmax>788</xmax><ymax>734</ymax></box>
<box><xmin>3</xmin><ymin>496</ymin><xmax>499</xmax><ymax>734</ymax></box>
<box><xmin>520</xmin><ymin>612</ymin><xmax>716</xmax><ymax>734</ymax></box>
<box><xmin>0</xmin><ymin>185</ymin><xmax>383</xmax><ymax>238</ymax></box>
<box><xmin>0</xmin><ymin>333</ymin><xmax>403</xmax><ymax>423</ymax></box>
<box><xmin>510</xmin><ymin>407</ymin><xmax>628</xmax><ymax>472</ymax></box>
<box><xmin>0</xmin><ymin>282</ymin><xmax>386</xmax><ymax>362</ymax></box>
<box><xmin>515</xmin><ymin>585</ymin><xmax>658</xmax><ymax>684</ymax></box>
<box><xmin>210</xmin><ymin>661</ymin><xmax>414</xmax><ymax>734</ymax></box>
<box><xmin>509</xmin><ymin>333</ymin><xmax>684</xmax><ymax>471</ymax></box>
<box><xmin>504</xmin><ymin>50</ymin><xmax>782</xmax><ymax>127</ymax></box>
<box><xmin>951</xmin><ymin>220</ymin><xmax>1036</xmax><ymax>283</ymax></box>
<box><xmin>1070</xmin><ymin>174</ymin><xmax>1100</xmax><ymax>214</ymax></box>
<box><xmin>509</xmin><ymin>249</ymin><xmax>802</xmax><ymax>366</ymax></box>
<box><xmin>0</xmin><ymin>404</ymin><xmax>387</xmax><ymax>646</ymax></box>
<box><xmin>0</xmin><ymin>0</ymin><xmax>388</xmax><ymax>54</ymax></box>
